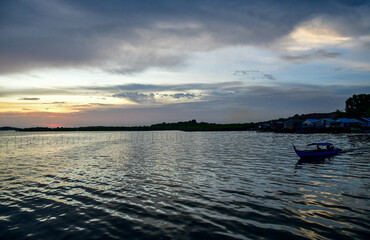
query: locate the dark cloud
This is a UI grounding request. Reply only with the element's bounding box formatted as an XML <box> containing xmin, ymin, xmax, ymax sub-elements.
<box><xmin>281</xmin><ymin>50</ymin><xmax>342</xmax><ymax>63</ymax></box>
<box><xmin>233</xmin><ymin>70</ymin><xmax>276</xmax><ymax>81</ymax></box>
<box><xmin>5</xmin><ymin>80</ymin><xmax>369</xmax><ymax>108</ymax></box>
<box><xmin>18</xmin><ymin>97</ymin><xmax>40</xmax><ymax>101</ymax></box>
<box><xmin>99</xmin><ymin>82</ymin><xmax>370</xmax><ymax>119</ymax></box>
<box><xmin>262</xmin><ymin>74</ymin><xmax>276</xmax><ymax>81</ymax></box>
<box><xmin>2</xmin><ymin>81</ymin><xmax>369</xmax><ymax>127</ymax></box>
<box><xmin>113</xmin><ymin>92</ymin><xmax>155</xmax><ymax>103</ymax></box>
<box><xmin>171</xmin><ymin>93</ymin><xmax>195</xmax><ymax>99</ymax></box>
<box><xmin>88</xmin><ymin>82</ymin><xmax>242</xmax><ymax>92</ymax></box>
<box><xmin>0</xmin><ymin>82</ymin><xmax>241</xmax><ymax>99</ymax></box>
<box><xmin>112</xmin><ymin>91</ymin><xmax>195</xmax><ymax>103</ymax></box>
<box><xmin>1</xmin><ymin>0</ymin><xmax>369</xmax><ymax>74</ymax></box>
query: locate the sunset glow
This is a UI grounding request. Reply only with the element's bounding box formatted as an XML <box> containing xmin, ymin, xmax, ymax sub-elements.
<box><xmin>46</xmin><ymin>124</ymin><xmax>63</xmax><ymax>128</ymax></box>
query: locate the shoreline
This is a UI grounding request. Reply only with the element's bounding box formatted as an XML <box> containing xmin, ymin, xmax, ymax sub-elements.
<box><xmin>1</xmin><ymin>128</ymin><xmax>368</xmax><ymax>134</ymax></box>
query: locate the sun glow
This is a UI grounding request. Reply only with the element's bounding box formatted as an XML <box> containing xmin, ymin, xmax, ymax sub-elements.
<box><xmin>47</xmin><ymin>124</ymin><xmax>63</xmax><ymax>128</ymax></box>
<box><xmin>281</xmin><ymin>18</ymin><xmax>351</xmax><ymax>51</ymax></box>
<box><xmin>0</xmin><ymin>93</ymin><xmax>134</xmax><ymax>114</ymax></box>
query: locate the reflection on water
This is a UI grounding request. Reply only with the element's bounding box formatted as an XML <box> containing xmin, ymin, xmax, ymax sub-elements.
<box><xmin>296</xmin><ymin>157</ymin><xmax>334</xmax><ymax>166</ymax></box>
<box><xmin>0</xmin><ymin>131</ymin><xmax>369</xmax><ymax>239</ymax></box>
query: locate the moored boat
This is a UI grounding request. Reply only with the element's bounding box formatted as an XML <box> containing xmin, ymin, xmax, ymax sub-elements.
<box><xmin>293</xmin><ymin>143</ymin><xmax>342</xmax><ymax>159</ymax></box>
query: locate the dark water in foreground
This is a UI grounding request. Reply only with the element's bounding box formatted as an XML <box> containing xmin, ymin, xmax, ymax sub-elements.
<box><xmin>0</xmin><ymin>131</ymin><xmax>369</xmax><ymax>239</ymax></box>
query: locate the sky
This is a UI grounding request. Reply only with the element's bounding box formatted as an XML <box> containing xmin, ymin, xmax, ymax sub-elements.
<box><xmin>0</xmin><ymin>0</ymin><xmax>369</xmax><ymax>127</ymax></box>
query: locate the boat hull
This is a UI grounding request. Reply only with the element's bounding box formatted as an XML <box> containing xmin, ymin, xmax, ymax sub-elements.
<box><xmin>293</xmin><ymin>146</ymin><xmax>342</xmax><ymax>158</ymax></box>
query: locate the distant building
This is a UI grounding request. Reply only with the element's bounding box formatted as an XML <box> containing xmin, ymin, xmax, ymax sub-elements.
<box><xmin>336</xmin><ymin>118</ymin><xmax>364</xmax><ymax>128</ymax></box>
<box><xmin>271</xmin><ymin>121</ymin><xmax>284</xmax><ymax>130</ymax></box>
<box><xmin>315</xmin><ymin>118</ymin><xmax>335</xmax><ymax>128</ymax></box>
<box><xmin>362</xmin><ymin>118</ymin><xmax>370</xmax><ymax>128</ymax></box>
<box><xmin>302</xmin><ymin>119</ymin><xmax>319</xmax><ymax>127</ymax></box>
<box><xmin>259</xmin><ymin>123</ymin><xmax>271</xmax><ymax>130</ymax></box>
<box><xmin>284</xmin><ymin>120</ymin><xmax>303</xmax><ymax>130</ymax></box>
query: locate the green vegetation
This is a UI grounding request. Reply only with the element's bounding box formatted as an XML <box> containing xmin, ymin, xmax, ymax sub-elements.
<box><xmin>0</xmin><ymin>127</ymin><xmax>20</xmax><ymax>131</ymax></box>
<box><xmin>345</xmin><ymin>94</ymin><xmax>370</xmax><ymax>118</ymax></box>
<box><xmin>260</xmin><ymin>94</ymin><xmax>369</xmax><ymax>124</ymax></box>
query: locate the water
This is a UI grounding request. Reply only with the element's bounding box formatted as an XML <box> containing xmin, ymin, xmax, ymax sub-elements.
<box><xmin>0</xmin><ymin>131</ymin><xmax>369</xmax><ymax>239</ymax></box>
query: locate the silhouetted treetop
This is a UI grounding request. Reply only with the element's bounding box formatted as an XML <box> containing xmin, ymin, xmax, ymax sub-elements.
<box><xmin>345</xmin><ymin>94</ymin><xmax>370</xmax><ymax>118</ymax></box>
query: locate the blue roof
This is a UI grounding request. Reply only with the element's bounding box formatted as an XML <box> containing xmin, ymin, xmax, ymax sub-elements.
<box><xmin>305</xmin><ymin>119</ymin><xmax>319</xmax><ymax>122</ymax></box>
<box><xmin>307</xmin><ymin>142</ymin><xmax>333</xmax><ymax>146</ymax></box>
<box><xmin>321</xmin><ymin>118</ymin><xmax>335</xmax><ymax>122</ymax></box>
<box><xmin>337</xmin><ymin>118</ymin><xmax>364</xmax><ymax>123</ymax></box>
<box><xmin>336</xmin><ymin>118</ymin><xmax>350</xmax><ymax>122</ymax></box>
<box><xmin>353</xmin><ymin>119</ymin><xmax>365</xmax><ymax>123</ymax></box>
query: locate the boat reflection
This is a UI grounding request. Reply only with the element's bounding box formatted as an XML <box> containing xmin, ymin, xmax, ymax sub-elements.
<box><xmin>295</xmin><ymin>156</ymin><xmax>334</xmax><ymax>168</ymax></box>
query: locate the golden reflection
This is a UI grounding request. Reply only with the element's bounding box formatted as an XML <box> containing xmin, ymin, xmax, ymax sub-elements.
<box><xmin>298</xmin><ymin>227</ymin><xmax>320</xmax><ymax>240</ymax></box>
<box><xmin>303</xmin><ymin>194</ymin><xmax>317</xmax><ymax>198</ymax></box>
<box><xmin>51</xmin><ymin>197</ymin><xmax>66</xmax><ymax>203</ymax></box>
<box><xmin>57</xmin><ymin>182</ymin><xmax>73</xmax><ymax>187</ymax></box>
<box><xmin>0</xmin><ymin>216</ymin><xmax>10</xmax><ymax>221</ymax></box>
<box><xmin>292</xmin><ymin>190</ymin><xmax>353</xmax><ymax>232</ymax></box>
<box><xmin>296</xmin><ymin>208</ymin><xmax>351</xmax><ymax>228</ymax></box>
<box><xmin>39</xmin><ymin>180</ymin><xmax>54</xmax><ymax>185</ymax></box>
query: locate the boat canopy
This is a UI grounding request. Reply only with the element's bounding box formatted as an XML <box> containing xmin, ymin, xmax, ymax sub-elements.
<box><xmin>307</xmin><ymin>142</ymin><xmax>333</xmax><ymax>146</ymax></box>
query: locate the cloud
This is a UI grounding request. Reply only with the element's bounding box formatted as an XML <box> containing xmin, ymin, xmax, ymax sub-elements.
<box><xmin>18</xmin><ymin>97</ymin><xmax>40</xmax><ymax>101</ymax></box>
<box><xmin>263</xmin><ymin>74</ymin><xmax>276</xmax><ymax>81</ymax></box>
<box><xmin>88</xmin><ymin>81</ymin><xmax>242</xmax><ymax>93</ymax></box>
<box><xmin>6</xmin><ymin>80</ymin><xmax>370</xmax><ymax>110</ymax></box>
<box><xmin>171</xmin><ymin>93</ymin><xmax>195</xmax><ymax>99</ymax></box>
<box><xmin>233</xmin><ymin>70</ymin><xmax>276</xmax><ymax>81</ymax></box>
<box><xmin>1</xmin><ymin>0</ymin><xmax>369</xmax><ymax>74</ymax></box>
<box><xmin>0</xmin><ymin>88</ymin><xmax>72</xmax><ymax>98</ymax></box>
<box><xmin>111</xmin><ymin>90</ymin><xmax>197</xmax><ymax>103</ymax></box>
<box><xmin>281</xmin><ymin>49</ymin><xmax>342</xmax><ymax>63</ymax></box>
<box><xmin>113</xmin><ymin>92</ymin><xmax>155</xmax><ymax>104</ymax></box>
<box><xmin>2</xmin><ymin>81</ymin><xmax>369</xmax><ymax>127</ymax></box>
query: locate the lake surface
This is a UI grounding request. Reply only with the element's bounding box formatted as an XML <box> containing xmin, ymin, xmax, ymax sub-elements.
<box><xmin>0</xmin><ymin>131</ymin><xmax>369</xmax><ymax>239</ymax></box>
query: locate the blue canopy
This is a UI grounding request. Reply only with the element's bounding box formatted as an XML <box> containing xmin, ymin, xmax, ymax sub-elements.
<box><xmin>307</xmin><ymin>142</ymin><xmax>333</xmax><ymax>146</ymax></box>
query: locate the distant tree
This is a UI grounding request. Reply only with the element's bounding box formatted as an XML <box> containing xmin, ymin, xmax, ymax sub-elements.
<box><xmin>335</xmin><ymin>109</ymin><xmax>347</xmax><ymax>118</ymax></box>
<box><xmin>345</xmin><ymin>94</ymin><xmax>370</xmax><ymax>118</ymax></box>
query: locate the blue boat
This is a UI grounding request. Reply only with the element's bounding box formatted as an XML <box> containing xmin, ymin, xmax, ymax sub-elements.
<box><xmin>293</xmin><ymin>142</ymin><xmax>342</xmax><ymax>159</ymax></box>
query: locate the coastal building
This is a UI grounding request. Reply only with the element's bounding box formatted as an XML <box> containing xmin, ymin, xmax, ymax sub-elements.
<box><xmin>362</xmin><ymin>117</ymin><xmax>370</xmax><ymax>128</ymax></box>
<box><xmin>271</xmin><ymin>121</ymin><xmax>284</xmax><ymax>130</ymax></box>
<box><xmin>315</xmin><ymin>118</ymin><xmax>336</xmax><ymax>128</ymax></box>
<box><xmin>336</xmin><ymin>118</ymin><xmax>365</xmax><ymax>128</ymax></box>
<box><xmin>259</xmin><ymin>123</ymin><xmax>271</xmax><ymax>130</ymax></box>
<box><xmin>302</xmin><ymin>119</ymin><xmax>319</xmax><ymax>127</ymax></box>
<box><xmin>284</xmin><ymin>120</ymin><xmax>303</xmax><ymax>130</ymax></box>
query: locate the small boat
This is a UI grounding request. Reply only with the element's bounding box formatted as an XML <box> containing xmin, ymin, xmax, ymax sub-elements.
<box><xmin>293</xmin><ymin>142</ymin><xmax>342</xmax><ymax>159</ymax></box>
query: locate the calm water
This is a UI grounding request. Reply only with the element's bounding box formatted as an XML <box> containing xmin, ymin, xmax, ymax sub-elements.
<box><xmin>0</xmin><ymin>131</ymin><xmax>369</xmax><ymax>239</ymax></box>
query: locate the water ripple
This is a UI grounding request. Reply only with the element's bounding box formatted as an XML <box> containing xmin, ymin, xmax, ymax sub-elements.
<box><xmin>0</xmin><ymin>131</ymin><xmax>369</xmax><ymax>239</ymax></box>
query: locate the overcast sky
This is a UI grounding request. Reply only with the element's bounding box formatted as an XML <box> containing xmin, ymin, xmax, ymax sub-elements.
<box><xmin>1</xmin><ymin>0</ymin><xmax>369</xmax><ymax>127</ymax></box>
